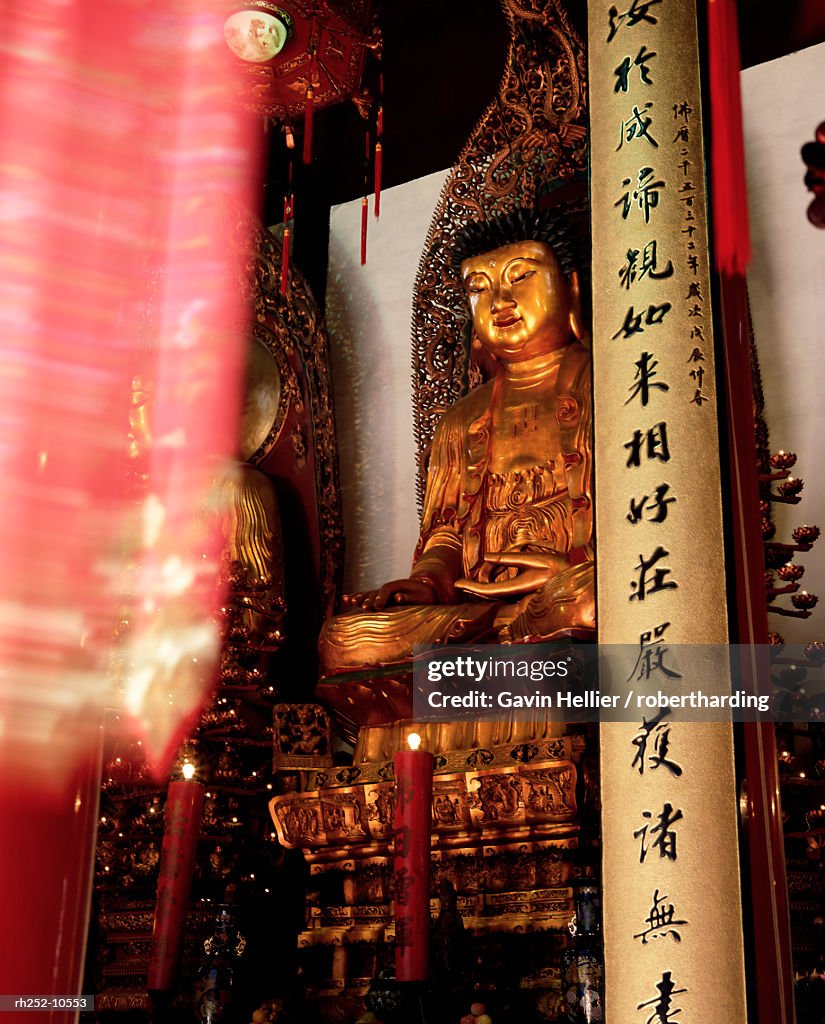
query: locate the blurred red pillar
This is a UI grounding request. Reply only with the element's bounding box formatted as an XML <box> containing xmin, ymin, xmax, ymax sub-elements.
<box><xmin>0</xmin><ymin>0</ymin><xmax>260</xmax><ymax>1007</ymax></box>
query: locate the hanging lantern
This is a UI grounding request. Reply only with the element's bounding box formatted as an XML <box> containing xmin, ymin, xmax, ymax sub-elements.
<box><xmin>222</xmin><ymin>1</ymin><xmax>376</xmax><ymax>158</ymax></box>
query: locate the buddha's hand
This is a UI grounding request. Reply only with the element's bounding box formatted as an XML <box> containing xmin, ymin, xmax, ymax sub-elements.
<box><xmin>341</xmin><ymin>578</ymin><xmax>439</xmax><ymax>611</ymax></box>
<box><xmin>455</xmin><ymin>550</ymin><xmax>569</xmax><ymax>600</ymax></box>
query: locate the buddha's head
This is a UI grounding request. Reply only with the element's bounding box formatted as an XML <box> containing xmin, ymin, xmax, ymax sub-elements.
<box><xmin>454</xmin><ymin>207</ymin><xmax>587</xmax><ymax>365</ymax></box>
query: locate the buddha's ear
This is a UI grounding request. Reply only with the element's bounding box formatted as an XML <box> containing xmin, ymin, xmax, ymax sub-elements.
<box><xmin>567</xmin><ymin>270</ymin><xmax>589</xmax><ymax>347</ymax></box>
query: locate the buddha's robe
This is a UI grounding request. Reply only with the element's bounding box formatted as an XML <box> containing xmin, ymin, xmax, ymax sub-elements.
<box><xmin>319</xmin><ymin>345</ymin><xmax>594</xmax><ymax>676</ymax></box>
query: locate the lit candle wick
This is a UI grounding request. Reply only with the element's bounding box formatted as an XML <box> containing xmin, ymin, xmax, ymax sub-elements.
<box><xmin>407</xmin><ymin>732</ymin><xmax>422</xmax><ymax>752</ymax></box>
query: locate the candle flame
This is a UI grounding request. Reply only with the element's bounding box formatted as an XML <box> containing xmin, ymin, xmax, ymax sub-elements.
<box><xmin>181</xmin><ymin>761</ymin><xmax>196</xmax><ymax>780</ymax></box>
<box><xmin>407</xmin><ymin>732</ymin><xmax>422</xmax><ymax>751</ymax></box>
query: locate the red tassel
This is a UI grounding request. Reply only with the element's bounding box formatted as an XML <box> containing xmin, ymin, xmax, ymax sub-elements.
<box><xmin>360</xmin><ymin>196</ymin><xmax>368</xmax><ymax>265</ymax></box>
<box><xmin>377</xmin><ymin>103</ymin><xmax>383</xmax><ymax>139</ymax></box>
<box><xmin>280</xmin><ymin>191</ymin><xmax>293</xmax><ymax>296</ymax></box>
<box><xmin>708</xmin><ymin>0</ymin><xmax>751</xmax><ymax>275</ymax></box>
<box><xmin>374</xmin><ymin>142</ymin><xmax>382</xmax><ymax>218</ymax></box>
<box><xmin>302</xmin><ymin>87</ymin><xmax>314</xmax><ymax>165</ymax></box>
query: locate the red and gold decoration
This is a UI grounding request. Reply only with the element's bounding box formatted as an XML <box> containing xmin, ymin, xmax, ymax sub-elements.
<box><xmin>222</xmin><ymin>1</ymin><xmax>376</xmax><ymax>161</ymax></box>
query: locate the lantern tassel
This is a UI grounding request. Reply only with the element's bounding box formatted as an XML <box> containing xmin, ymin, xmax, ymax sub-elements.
<box><xmin>707</xmin><ymin>0</ymin><xmax>751</xmax><ymax>275</ymax></box>
<box><xmin>374</xmin><ymin>142</ymin><xmax>382</xmax><ymax>218</ymax></box>
<box><xmin>360</xmin><ymin>196</ymin><xmax>368</xmax><ymax>265</ymax></box>
<box><xmin>280</xmin><ymin>189</ymin><xmax>293</xmax><ymax>295</ymax></box>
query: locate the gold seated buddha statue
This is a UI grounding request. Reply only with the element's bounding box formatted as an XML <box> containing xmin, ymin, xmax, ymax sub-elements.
<box><xmin>319</xmin><ymin>209</ymin><xmax>594</xmax><ymax>686</ymax></box>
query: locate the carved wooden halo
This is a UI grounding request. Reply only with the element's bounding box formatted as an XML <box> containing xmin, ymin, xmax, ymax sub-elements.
<box><xmin>241</xmin><ymin>320</ymin><xmax>293</xmax><ymax>464</ymax></box>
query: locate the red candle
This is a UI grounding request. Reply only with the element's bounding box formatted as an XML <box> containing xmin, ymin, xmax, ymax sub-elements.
<box><xmin>147</xmin><ymin>764</ymin><xmax>204</xmax><ymax>990</ymax></box>
<box><xmin>393</xmin><ymin>732</ymin><xmax>433</xmax><ymax>982</ymax></box>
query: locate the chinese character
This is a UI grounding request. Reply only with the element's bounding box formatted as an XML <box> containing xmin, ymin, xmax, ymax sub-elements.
<box><xmin>631</xmin><ymin>708</ymin><xmax>683</xmax><ymax>776</ymax></box>
<box><xmin>635</xmin><ymin>802</ymin><xmax>683</xmax><ymax>862</ymax></box>
<box><xmin>687</xmin><ymin>254</ymin><xmax>699</xmax><ymax>275</ymax></box>
<box><xmin>630</xmin><ymin>545</ymin><xmax>677</xmax><ymax>601</ymax></box>
<box><xmin>628</xmin><ymin>622</ymin><xmax>681</xmax><ymax>681</ymax></box>
<box><xmin>685</xmin><ymin>282</ymin><xmax>703</xmax><ymax>301</ymax></box>
<box><xmin>394</xmin><ymin>865</ymin><xmax>413</xmax><ymax>905</ymax></box>
<box><xmin>395</xmin><ymin>914</ymin><xmax>415</xmax><ymax>948</ymax></box>
<box><xmin>633</xmin><ymin>890</ymin><xmax>688</xmax><ymax>945</ymax></box>
<box><xmin>625</xmin><ymin>352</ymin><xmax>670</xmax><ymax>407</ymax></box>
<box><xmin>627</xmin><ymin>483</ymin><xmax>675</xmax><ymax>525</ymax></box>
<box><xmin>687</xmin><ymin>345</ymin><xmax>704</xmax><ymax>362</ymax></box>
<box><xmin>625</xmin><ymin>421</ymin><xmax>670</xmax><ymax>467</ymax></box>
<box><xmin>673</xmin><ymin>100</ymin><xmax>694</xmax><ymax>123</ymax></box>
<box><xmin>614</xmin><ymin>46</ymin><xmax>657</xmax><ymax>93</ymax></box>
<box><xmin>618</xmin><ymin>240</ymin><xmax>674</xmax><ymax>289</ymax></box>
<box><xmin>689</xmin><ymin>365</ymin><xmax>705</xmax><ymax>390</ymax></box>
<box><xmin>394</xmin><ymin>775</ymin><xmax>414</xmax><ymax>813</ymax></box>
<box><xmin>617</xmin><ymin>102</ymin><xmax>658</xmax><ymax>150</ymax></box>
<box><xmin>690</xmin><ymin>388</ymin><xmax>709</xmax><ymax>407</ymax></box>
<box><xmin>394</xmin><ymin>824</ymin><xmax>411</xmax><ymax>858</ymax></box>
<box><xmin>613</xmin><ymin>303</ymin><xmax>672</xmax><ymax>340</ymax></box>
<box><xmin>687</xmin><ymin>303</ymin><xmax>703</xmax><ymax>318</ymax></box>
<box><xmin>608</xmin><ymin>0</ymin><xmax>663</xmax><ymax>42</ymax></box>
<box><xmin>673</xmin><ymin>124</ymin><xmax>689</xmax><ymax>144</ymax></box>
<box><xmin>616</xmin><ymin>167</ymin><xmax>665</xmax><ymax>224</ymax></box>
<box><xmin>637</xmin><ymin>971</ymin><xmax>687</xmax><ymax>1024</ymax></box>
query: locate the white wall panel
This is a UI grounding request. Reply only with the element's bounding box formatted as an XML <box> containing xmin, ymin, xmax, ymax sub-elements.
<box><xmin>326</xmin><ymin>169</ymin><xmax>449</xmax><ymax>594</ymax></box>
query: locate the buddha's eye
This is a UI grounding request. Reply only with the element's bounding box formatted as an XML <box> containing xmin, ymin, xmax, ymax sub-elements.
<box><xmin>466</xmin><ymin>277</ymin><xmax>488</xmax><ymax>294</ymax></box>
<box><xmin>510</xmin><ymin>268</ymin><xmax>536</xmax><ymax>284</ymax></box>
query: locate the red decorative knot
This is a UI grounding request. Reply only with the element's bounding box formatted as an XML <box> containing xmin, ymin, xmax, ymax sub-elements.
<box><xmin>768</xmin><ymin>631</ymin><xmax>785</xmax><ymax>648</ymax></box>
<box><xmin>779</xmin><ymin>477</ymin><xmax>805</xmax><ymax>498</ymax></box>
<box><xmin>804</xmin><ymin>641</ymin><xmax>825</xmax><ymax>665</ymax></box>
<box><xmin>793</xmin><ymin>525</ymin><xmax>821</xmax><ymax>544</ymax></box>
<box><xmin>761</xmin><ymin>518</ymin><xmax>776</xmax><ymax>540</ymax></box>
<box><xmin>792</xmin><ymin>591</ymin><xmax>819</xmax><ymax>611</ymax></box>
<box><xmin>770</xmin><ymin>450</ymin><xmax>797</xmax><ymax>471</ymax></box>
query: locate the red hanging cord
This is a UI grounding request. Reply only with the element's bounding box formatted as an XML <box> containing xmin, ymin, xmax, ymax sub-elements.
<box><xmin>280</xmin><ymin>184</ymin><xmax>294</xmax><ymax>295</ymax></box>
<box><xmin>707</xmin><ymin>0</ymin><xmax>751</xmax><ymax>275</ymax></box>
<box><xmin>360</xmin><ymin>129</ymin><xmax>370</xmax><ymax>264</ymax></box>
<box><xmin>360</xmin><ymin>197</ymin><xmax>368</xmax><ymax>265</ymax></box>
<box><xmin>374</xmin><ymin>70</ymin><xmax>384</xmax><ymax>218</ymax></box>
<box><xmin>374</xmin><ymin>140</ymin><xmax>383</xmax><ymax>219</ymax></box>
<box><xmin>302</xmin><ymin>31</ymin><xmax>318</xmax><ymax>165</ymax></box>
<box><xmin>302</xmin><ymin>85</ymin><xmax>314</xmax><ymax>165</ymax></box>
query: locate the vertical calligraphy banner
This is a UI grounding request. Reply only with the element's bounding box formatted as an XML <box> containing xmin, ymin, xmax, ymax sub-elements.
<box><xmin>588</xmin><ymin>1</ymin><xmax>749</xmax><ymax>1020</ymax></box>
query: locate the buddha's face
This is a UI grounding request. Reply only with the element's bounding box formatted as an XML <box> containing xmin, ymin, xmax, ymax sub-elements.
<box><xmin>461</xmin><ymin>240</ymin><xmax>574</xmax><ymax>363</ymax></box>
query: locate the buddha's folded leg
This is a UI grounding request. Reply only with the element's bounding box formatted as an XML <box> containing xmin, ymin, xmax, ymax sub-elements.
<box><xmin>318</xmin><ymin>601</ymin><xmax>500</xmax><ymax>675</ymax></box>
<box><xmin>499</xmin><ymin>561</ymin><xmax>595</xmax><ymax>643</ymax></box>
